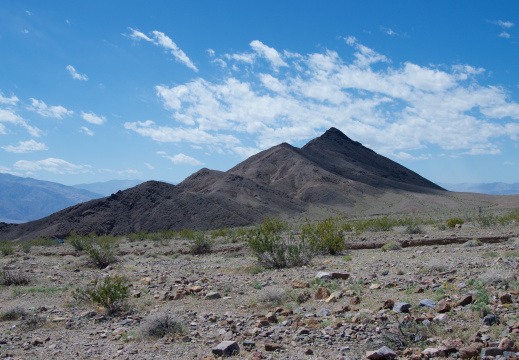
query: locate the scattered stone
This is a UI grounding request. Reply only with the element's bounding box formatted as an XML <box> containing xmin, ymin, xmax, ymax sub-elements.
<box><xmin>330</xmin><ymin>272</ymin><xmax>350</xmax><ymax>280</ymax></box>
<box><xmin>433</xmin><ymin>314</ymin><xmax>448</xmax><ymax>323</ymax></box>
<box><xmin>205</xmin><ymin>292</ymin><xmax>222</xmax><ymax>300</ymax></box>
<box><xmin>291</xmin><ymin>279</ymin><xmax>310</xmax><ymax>289</ymax></box>
<box><xmin>483</xmin><ymin>314</ymin><xmax>498</xmax><ymax>326</ymax></box>
<box><xmin>382</xmin><ymin>299</ymin><xmax>394</xmax><ymax>310</ymax></box>
<box><xmin>317</xmin><ymin>309</ymin><xmax>331</xmax><ymax>317</ymax></box>
<box><xmin>419</xmin><ymin>299</ymin><xmax>436</xmax><ymax>309</ymax></box>
<box><xmin>499</xmin><ymin>292</ymin><xmax>512</xmax><ymax>304</ymax></box>
<box><xmin>212</xmin><ymin>341</ymin><xmax>240</xmax><ymax>357</ymax></box>
<box><xmin>243</xmin><ymin>340</ymin><xmax>256</xmax><ymax>349</ymax></box>
<box><xmin>459</xmin><ymin>343</ymin><xmax>484</xmax><ymax>359</ymax></box>
<box><xmin>480</xmin><ymin>347</ymin><xmax>504</xmax><ymax>357</ymax></box>
<box><xmin>437</xmin><ymin>299</ymin><xmax>452</xmax><ymax>313</ymax></box>
<box><xmin>265</xmin><ymin>343</ymin><xmax>283</xmax><ymax>351</ymax></box>
<box><xmin>304</xmin><ymin>348</ymin><xmax>314</xmax><ymax>355</ymax></box>
<box><xmin>250</xmin><ymin>351</ymin><xmax>265</xmax><ymax>360</ymax></box>
<box><xmin>325</xmin><ymin>291</ymin><xmax>343</xmax><ymax>303</ymax></box>
<box><xmin>369</xmin><ymin>283</ymin><xmax>381</xmax><ymax>290</ymax></box>
<box><xmin>392</xmin><ymin>302</ymin><xmax>411</xmax><ymax>313</ymax></box>
<box><xmin>350</xmin><ymin>296</ymin><xmax>360</xmax><ymax>305</ymax></box>
<box><xmin>315</xmin><ymin>287</ymin><xmax>331</xmax><ymax>300</ymax></box>
<box><xmin>442</xmin><ymin>339</ymin><xmax>464</xmax><ymax>353</ymax></box>
<box><xmin>366</xmin><ymin>346</ymin><xmax>397</xmax><ymax>360</ymax></box>
<box><xmin>456</xmin><ymin>294</ymin><xmax>473</xmax><ymax>307</ymax></box>
<box><xmin>422</xmin><ymin>348</ymin><xmax>447</xmax><ymax>357</ymax></box>
<box><xmin>315</xmin><ymin>272</ymin><xmax>332</xmax><ymax>280</ymax></box>
<box><xmin>499</xmin><ymin>338</ymin><xmax>519</xmax><ymax>352</ymax></box>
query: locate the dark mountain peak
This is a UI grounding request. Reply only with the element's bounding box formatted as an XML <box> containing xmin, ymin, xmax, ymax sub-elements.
<box><xmin>303</xmin><ymin>127</ymin><xmax>363</xmax><ymax>152</ymax></box>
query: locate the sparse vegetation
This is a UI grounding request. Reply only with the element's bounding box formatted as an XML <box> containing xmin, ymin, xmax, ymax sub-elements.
<box><xmin>257</xmin><ymin>286</ymin><xmax>286</xmax><ymax>306</ymax></box>
<box><xmin>302</xmin><ymin>216</ymin><xmax>345</xmax><ymax>255</ymax></box>
<box><xmin>0</xmin><ymin>241</ymin><xmax>14</xmax><ymax>256</ymax></box>
<box><xmin>139</xmin><ymin>310</ymin><xmax>184</xmax><ymax>339</ymax></box>
<box><xmin>381</xmin><ymin>241</ymin><xmax>402</xmax><ymax>252</ymax></box>
<box><xmin>0</xmin><ymin>268</ymin><xmax>30</xmax><ymax>286</ymax></box>
<box><xmin>446</xmin><ymin>217</ymin><xmax>464</xmax><ymax>228</ymax></box>
<box><xmin>85</xmin><ymin>276</ymin><xmax>129</xmax><ymax>314</ymax></box>
<box><xmin>0</xmin><ymin>306</ymin><xmax>27</xmax><ymax>321</ymax></box>
<box><xmin>189</xmin><ymin>232</ymin><xmax>213</xmax><ymax>255</ymax></box>
<box><xmin>85</xmin><ymin>234</ymin><xmax>118</xmax><ymax>268</ymax></box>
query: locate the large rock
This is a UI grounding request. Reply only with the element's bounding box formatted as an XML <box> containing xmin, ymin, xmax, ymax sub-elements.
<box><xmin>499</xmin><ymin>338</ymin><xmax>519</xmax><ymax>352</ymax></box>
<box><xmin>459</xmin><ymin>343</ymin><xmax>484</xmax><ymax>359</ymax></box>
<box><xmin>392</xmin><ymin>302</ymin><xmax>411</xmax><ymax>313</ymax></box>
<box><xmin>418</xmin><ymin>299</ymin><xmax>436</xmax><ymax>309</ymax></box>
<box><xmin>315</xmin><ymin>287</ymin><xmax>331</xmax><ymax>300</ymax></box>
<box><xmin>366</xmin><ymin>346</ymin><xmax>397</xmax><ymax>360</ymax></box>
<box><xmin>291</xmin><ymin>279</ymin><xmax>310</xmax><ymax>289</ymax></box>
<box><xmin>212</xmin><ymin>341</ymin><xmax>240</xmax><ymax>357</ymax></box>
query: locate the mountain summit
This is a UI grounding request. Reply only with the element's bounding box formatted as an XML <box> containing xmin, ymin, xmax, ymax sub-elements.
<box><xmin>2</xmin><ymin>128</ymin><xmax>447</xmax><ymax>240</ymax></box>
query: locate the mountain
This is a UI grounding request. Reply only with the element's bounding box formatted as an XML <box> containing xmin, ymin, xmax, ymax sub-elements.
<box><xmin>73</xmin><ymin>179</ymin><xmax>145</xmax><ymax>196</ymax></box>
<box><xmin>439</xmin><ymin>182</ymin><xmax>519</xmax><ymax>195</ymax></box>
<box><xmin>4</xmin><ymin>127</ymin><xmax>516</xmax><ymax>241</ymax></box>
<box><xmin>0</xmin><ymin>173</ymin><xmax>103</xmax><ymax>223</ymax></box>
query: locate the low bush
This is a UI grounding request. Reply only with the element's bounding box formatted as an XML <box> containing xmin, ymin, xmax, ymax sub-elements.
<box><xmin>0</xmin><ymin>241</ymin><xmax>14</xmax><ymax>256</ymax></box>
<box><xmin>462</xmin><ymin>238</ymin><xmax>483</xmax><ymax>247</ymax></box>
<box><xmin>86</xmin><ymin>276</ymin><xmax>129</xmax><ymax>314</ymax></box>
<box><xmin>257</xmin><ymin>286</ymin><xmax>286</xmax><ymax>306</ymax></box>
<box><xmin>404</xmin><ymin>224</ymin><xmax>424</xmax><ymax>235</ymax></box>
<box><xmin>446</xmin><ymin>217</ymin><xmax>464</xmax><ymax>229</ymax></box>
<box><xmin>85</xmin><ymin>235</ymin><xmax>118</xmax><ymax>268</ymax></box>
<box><xmin>0</xmin><ymin>268</ymin><xmax>30</xmax><ymax>286</ymax></box>
<box><xmin>189</xmin><ymin>233</ymin><xmax>213</xmax><ymax>255</ymax></box>
<box><xmin>381</xmin><ymin>241</ymin><xmax>402</xmax><ymax>252</ymax></box>
<box><xmin>67</xmin><ymin>231</ymin><xmax>90</xmax><ymax>251</ymax></box>
<box><xmin>139</xmin><ymin>310</ymin><xmax>184</xmax><ymax>338</ymax></box>
<box><xmin>302</xmin><ymin>217</ymin><xmax>344</xmax><ymax>255</ymax></box>
<box><xmin>0</xmin><ymin>306</ymin><xmax>27</xmax><ymax>321</ymax></box>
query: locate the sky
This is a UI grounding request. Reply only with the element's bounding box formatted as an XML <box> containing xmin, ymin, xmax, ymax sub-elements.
<box><xmin>1</xmin><ymin>1</ymin><xmax>519</xmax><ymax>186</ymax></box>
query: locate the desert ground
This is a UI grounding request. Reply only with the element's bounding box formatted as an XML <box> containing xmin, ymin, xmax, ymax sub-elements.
<box><xmin>1</xmin><ymin>212</ymin><xmax>519</xmax><ymax>360</ymax></box>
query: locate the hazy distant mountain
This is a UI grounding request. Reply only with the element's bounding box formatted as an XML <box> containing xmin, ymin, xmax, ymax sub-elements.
<box><xmin>73</xmin><ymin>179</ymin><xmax>145</xmax><ymax>196</ymax></box>
<box><xmin>440</xmin><ymin>182</ymin><xmax>519</xmax><ymax>195</ymax></box>
<box><xmin>0</xmin><ymin>173</ymin><xmax>103</xmax><ymax>223</ymax></box>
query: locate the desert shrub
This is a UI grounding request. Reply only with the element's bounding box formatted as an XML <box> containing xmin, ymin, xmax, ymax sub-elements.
<box><xmin>139</xmin><ymin>310</ymin><xmax>184</xmax><ymax>338</ymax></box>
<box><xmin>462</xmin><ymin>238</ymin><xmax>483</xmax><ymax>247</ymax></box>
<box><xmin>341</xmin><ymin>222</ymin><xmax>354</xmax><ymax>233</ymax></box>
<box><xmin>477</xmin><ymin>213</ymin><xmax>496</xmax><ymax>227</ymax></box>
<box><xmin>127</xmin><ymin>230</ymin><xmax>148</xmax><ymax>242</ymax></box>
<box><xmin>257</xmin><ymin>286</ymin><xmax>286</xmax><ymax>306</ymax></box>
<box><xmin>0</xmin><ymin>268</ymin><xmax>30</xmax><ymax>286</ymax></box>
<box><xmin>178</xmin><ymin>228</ymin><xmax>197</xmax><ymax>240</ymax></box>
<box><xmin>19</xmin><ymin>314</ymin><xmax>46</xmax><ymax>330</ymax></box>
<box><xmin>19</xmin><ymin>242</ymin><xmax>31</xmax><ymax>254</ymax></box>
<box><xmin>29</xmin><ymin>237</ymin><xmax>56</xmax><ymax>247</ymax></box>
<box><xmin>342</xmin><ymin>254</ymin><xmax>353</xmax><ymax>262</ymax></box>
<box><xmin>189</xmin><ymin>233</ymin><xmax>213</xmax><ymax>255</ymax></box>
<box><xmin>0</xmin><ymin>306</ymin><xmax>27</xmax><ymax>321</ymax></box>
<box><xmin>426</xmin><ymin>259</ymin><xmax>450</xmax><ymax>273</ymax></box>
<box><xmin>0</xmin><ymin>241</ymin><xmax>14</xmax><ymax>256</ymax></box>
<box><xmin>478</xmin><ymin>269</ymin><xmax>515</xmax><ymax>285</ymax></box>
<box><xmin>85</xmin><ymin>235</ymin><xmax>118</xmax><ymax>268</ymax></box>
<box><xmin>67</xmin><ymin>231</ymin><xmax>90</xmax><ymax>251</ymax></box>
<box><xmin>446</xmin><ymin>217</ymin><xmax>464</xmax><ymax>229</ymax></box>
<box><xmin>381</xmin><ymin>241</ymin><xmax>402</xmax><ymax>252</ymax></box>
<box><xmin>404</xmin><ymin>224</ymin><xmax>424</xmax><ymax>235</ymax></box>
<box><xmin>260</xmin><ymin>217</ymin><xmax>288</xmax><ymax>234</ymax></box>
<box><xmin>301</xmin><ymin>217</ymin><xmax>344</xmax><ymax>255</ymax></box>
<box><xmin>86</xmin><ymin>276</ymin><xmax>129</xmax><ymax>314</ymax></box>
<box><xmin>498</xmin><ymin>210</ymin><xmax>519</xmax><ymax>225</ymax></box>
<box><xmin>211</xmin><ymin>227</ymin><xmax>230</xmax><ymax>238</ymax></box>
<box><xmin>247</xmin><ymin>230</ymin><xmax>314</xmax><ymax>269</ymax></box>
<box><xmin>246</xmin><ymin>265</ymin><xmax>265</xmax><ymax>274</ymax></box>
<box><xmin>469</xmin><ymin>279</ymin><xmax>490</xmax><ymax>315</ymax></box>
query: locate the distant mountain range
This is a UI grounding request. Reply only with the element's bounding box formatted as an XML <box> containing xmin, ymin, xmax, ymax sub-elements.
<box><xmin>439</xmin><ymin>182</ymin><xmax>519</xmax><ymax>195</ymax></box>
<box><xmin>73</xmin><ymin>179</ymin><xmax>144</xmax><ymax>197</ymax></box>
<box><xmin>0</xmin><ymin>173</ymin><xmax>103</xmax><ymax>223</ymax></box>
<box><xmin>6</xmin><ymin>127</ymin><xmax>512</xmax><ymax>241</ymax></box>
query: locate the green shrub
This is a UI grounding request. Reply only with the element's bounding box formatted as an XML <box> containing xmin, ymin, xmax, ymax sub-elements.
<box><xmin>381</xmin><ymin>241</ymin><xmax>402</xmax><ymax>252</ymax></box>
<box><xmin>20</xmin><ymin>242</ymin><xmax>31</xmax><ymax>254</ymax></box>
<box><xmin>477</xmin><ymin>213</ymin><xmax>496</xmax><ymax>227</ymax></box>
<box><xmin>247</xmin><ymin>230</ymin><xmax>314</xmax><ymax>269</ymax></box>
<box><xmin>0</xmin><ymin>268</ymin><xmax>30</xmax><ymax>286</ymax></box>
<box><xmin>257</xmin><ymin>286</ymin><xmax>286</xmax><ymax>306</ymax></box>
<box><xmin>85</xmin><ymin>235</ymin><xmax>118</xmax><ymax>268</ymax></box>
<box><xmin>67</xmin><ymin>231</ymin><xmax>90</xmax><ymax>251</ymax></box>
<box><xmin>0</xmin><ymin>306</ymin><xmax>27</xmax><ymax>321</ymax></box>
<box><xmin>301</xmin><ymin>217</ymin><xmax>344</xmax><ymax>255</ymax></box>
<box><xmin>404</xmin><ymin>224</ymin><xmax>424</xmax><ymax>235</ymax></box>
<box><xmin>139</xmin><ymin>311</ymin><xmax>184</xmax><ymax>338</ymax></box>
<box><xmin>0</xmin><ymin>241</ymin><xmax>14</xmax><ymax>256</ymax></box>
<box><xmin>446</xmin><ymin>218</ymin><xmax>464</xmax><ymax>229</ymax></box>
<box><xmin>178</xmin><ymin>228</ymin><xmax>197</xmax><ymax>240</ymax></box>
<box><xmin>189</xmin><ymin>233</ymin><xmax>213</xmax><ymax>255</ymax></box>
<box><xmin>86</xmin><ymin>276</ymin><xmax>129</xmax><ymax>314</ymax></box>
<box><xmin>246</xmin><ymin>265</ymin><xmax>265</xmax><ymax>274</ymax></box>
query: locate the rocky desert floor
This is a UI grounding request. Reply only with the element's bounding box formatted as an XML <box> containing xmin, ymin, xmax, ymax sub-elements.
<box><xmin>1</xmin><ymin>223</ymin><xmax>519</xmax><ymax>360</ymax></box>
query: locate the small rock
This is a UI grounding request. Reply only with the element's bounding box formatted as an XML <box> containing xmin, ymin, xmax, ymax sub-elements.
<box><xmin>32</xmin><ymin>338</ymin><xmax>44</xmax><ymax>346</ymax></box>
<box><xmin>304</xmin><ymin>348</ymin><xmax>314</xmax><ymax>355</ymax></box>
<box><xmin>392</xmin><ymin>302</ymin><xmax>411</xmax><ymax>313</ymax></box>
<box><xmin>498</xmin><ymin>338</ymin><xmax>519</xmax><ymax>352</ymax></box>
<box><xmin>330</xmin><ymin>272</ymin><xmax>350</xmax><ymax>280</ymax></box>
<box><xmin>419</xmin><ymin>299</ymin><xmax>436</xmax><ymax>309</ymax></box>
<box><xmin>499</xmin><ymin>292</ymin><xmax>512</xmax><ymax>304</ymax></box>
<box><xmin>437</xmin><ymin>299</ymin><xmax>451</xmax><ymax>313</ymax></box>
<box><xmin>250</xmin><ymin>351</ymin><xmax>265</xmax><ymax>360</ymax></box>
<box><xmin>483</xmin><ymin>314</ymin><xmax>498</xmax><ymax>326</ymax></box>
<box><xmin>422</xmin><ymin>348</ymin><xmax>446</xmax><ymax>357</ymax></box>
<box><xmin>315</xmin><ymin>287</ymin><xmax>331</xmax><ymax>300</ymax></box>
<box><xmin>366</xmin><ymin>346</ymin><xmax>397</xmax><ymax>360</ymax></box>
<box><xmin>243</xmin><ymin>340</ymin><xmax>256</xmax><ymax>349</ymax></box>
<box><xmin>382</xmin><ymin>299</ymin><xmax>394</xmax><ymax>310</ymax></box>
<box><xmin>205</xmin><ymin>292</ymin><xmax>222</xmax><ymax>300</ymax></box>
<box><xmin>433</xmin><ymin>314</ymin><xmax>449</xmax><ymax>323</ymax></box>
<box><xmin>291</xmin><ymin>279</ymin><xmax>310</xmax><ymax>289</ymax></box>
<box><xmin>317</xmin><ymin>309</ymin><xmax>331</xmax><ymax>317</ymax></box>
<box><xmin>212</xmin><ymin>341</ymin><xmax>240</xmax><ymax>357</ymax></box>
<box><xmin>456</xmin><ymin>295</ymin><xmax>473</xmax><ymax>307</ymax></box>
<box><xmin>459</xmin><ymin>343</ymin><xmax>484</xmax><ymax>359</ymax></box>
<box><xmin>315</xmin><ymin>272</ymin><xmax>332</xmax><ymax>280</ymax></box>
<box><xmin>480</xmin><ymin>347</ymin><xmax>504</xmax><ymax>357</ymax></box>
<box><xmin>369</xmin><ymin>283</ymin><xmax>381</xmax><ymax>290</ymax></box>
<box><xmin>264</xmin><ymin>343</ymin><xmax>283</xmax><ymax>351</ymax></box>
<box><xmin>350</xmin><ymin>296</ymin><xmax>360</xmax><ymax>305</ymax></box>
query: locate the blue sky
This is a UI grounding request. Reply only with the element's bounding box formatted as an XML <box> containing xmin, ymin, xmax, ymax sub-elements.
<box><xmin>1</xmin><ymin>1</ymin><xmax>518</xmax><ymax>186</ymax></box>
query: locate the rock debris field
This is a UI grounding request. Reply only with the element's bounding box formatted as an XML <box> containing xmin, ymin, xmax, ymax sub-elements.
<box><xmin>1</xmin><ymin>224</ymin><xmax>519</xmax><ymax>360</ymax></box>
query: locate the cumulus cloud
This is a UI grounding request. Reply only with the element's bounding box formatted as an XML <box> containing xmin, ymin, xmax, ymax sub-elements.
<box><xmin>126</xmin><ymin>38</ymin><xmax>519</xmax><ymax>161</ymax></box>
<box><xmin>2</xmin><ymin>139</ymin><xmax>48</xmax><ymax>153</ymax></box>
<box><xmin>28</xmin><ymin>98</ymin><xmax>73</xmax><ymax>119</ymax></box>
<box><xmin>13</xmin><ymin>158</ymin><xmax>91</xmax><ymax>174</ymax></box>
<box><xmin>0</xmin><ymin>108</ymin><xmax>41</xmax><ymax>137</ymax></box>
<box><xmin>127</xmin><ymin>28</ymin><xmax>198</xmax><ymax>72</ymax></box>
<box><xmin>0</xmin><ymin>91</ymin><xmax>19</xmax><ymax>105</ymax></box>
<box><xmin>81</xmin><ymin>111</ymin><xmax>106</xmax><ymax>125</ymax></box>
<box><xmin>66</xmin><ymin>65</ymin><xmax>88</xmax><ymax>81</ymax></box>
<box><xmin>81</xmin><ymin>126</ymin><xmax>94</xmax><ymax>136</ymax></box>
<box><xmin>159</xmin><ymin>152</ymin><xmax>204</xmax><ymax>166</ymax></box>
<box><xmin>496</xmin><ymin>20</ymin><xmax>514</xmax><ymax>28</ymax></box>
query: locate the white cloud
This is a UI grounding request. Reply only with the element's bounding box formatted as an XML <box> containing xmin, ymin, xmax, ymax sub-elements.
<box><xmin>159</xmin><ymin>152</ymin><xmax>204</xmax><ymax>166</ymax></box>
<box><xmin>81</xmin><ymin>111</ymin><xmax>106</xmax><ymax>125</ymax></box>
<box><xmin>250</xmin><ymin>40</ymin><xmax>288</xmax><ymax>70</ymax></box>
<box><xmin>66</xmin><ymin>65</ymin><xmax>88</xmax><ymax>81</ymax></box>
<box><xmin>496</xmin><ymin>20</ymin><xmax>514</xmax><ymax>28</ymax></box>
<box><xmin>127</xmin><ymin>28</ymin><xmax>198</xmax><ymax>72</ymax></box>
<box><xmin>100</xmin><ymin>168</ymin><xmax>140</xmax><ymax>176</ymax></box>
<box><xmin>126</xmin><ymin>38</ymin><xmax>519</xmax><ymax>160</ymax></box>
<box><xmin>2</xmin><ymin>139</ymin><xmax>48</xmax><ymax>153</ymax></box>
<box><xmin>13</xmin><ymin>158</ymin><xmax>91</xmax><ymax>174</ymax></box>
<box><xmin>144</xmin><ymin>162</ymin><xmax>154</xmax><ymax>169</ymax></box>
<box><xmin>0</xmin><ymin>108</ymin><xmax>41</xmax><ymax>137</ymax></box>
<box><xmin>28</xmin><ymin>98</ymin><xmax>73</xmax><ymax>119</ymax></box>
<box><xmin>381</xmin><ymin>27</ymin><xmax>398</xmax><ymax>36</ymax></box>
<box><xmin>0</xmin><ymin>91</ymin><xmax>19</xmax><ymax>105</ymax></box>
<box><xmin>81</xmin><ymin>126</ymin><xmax>94</xmax><ymax>136</ymax></box>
